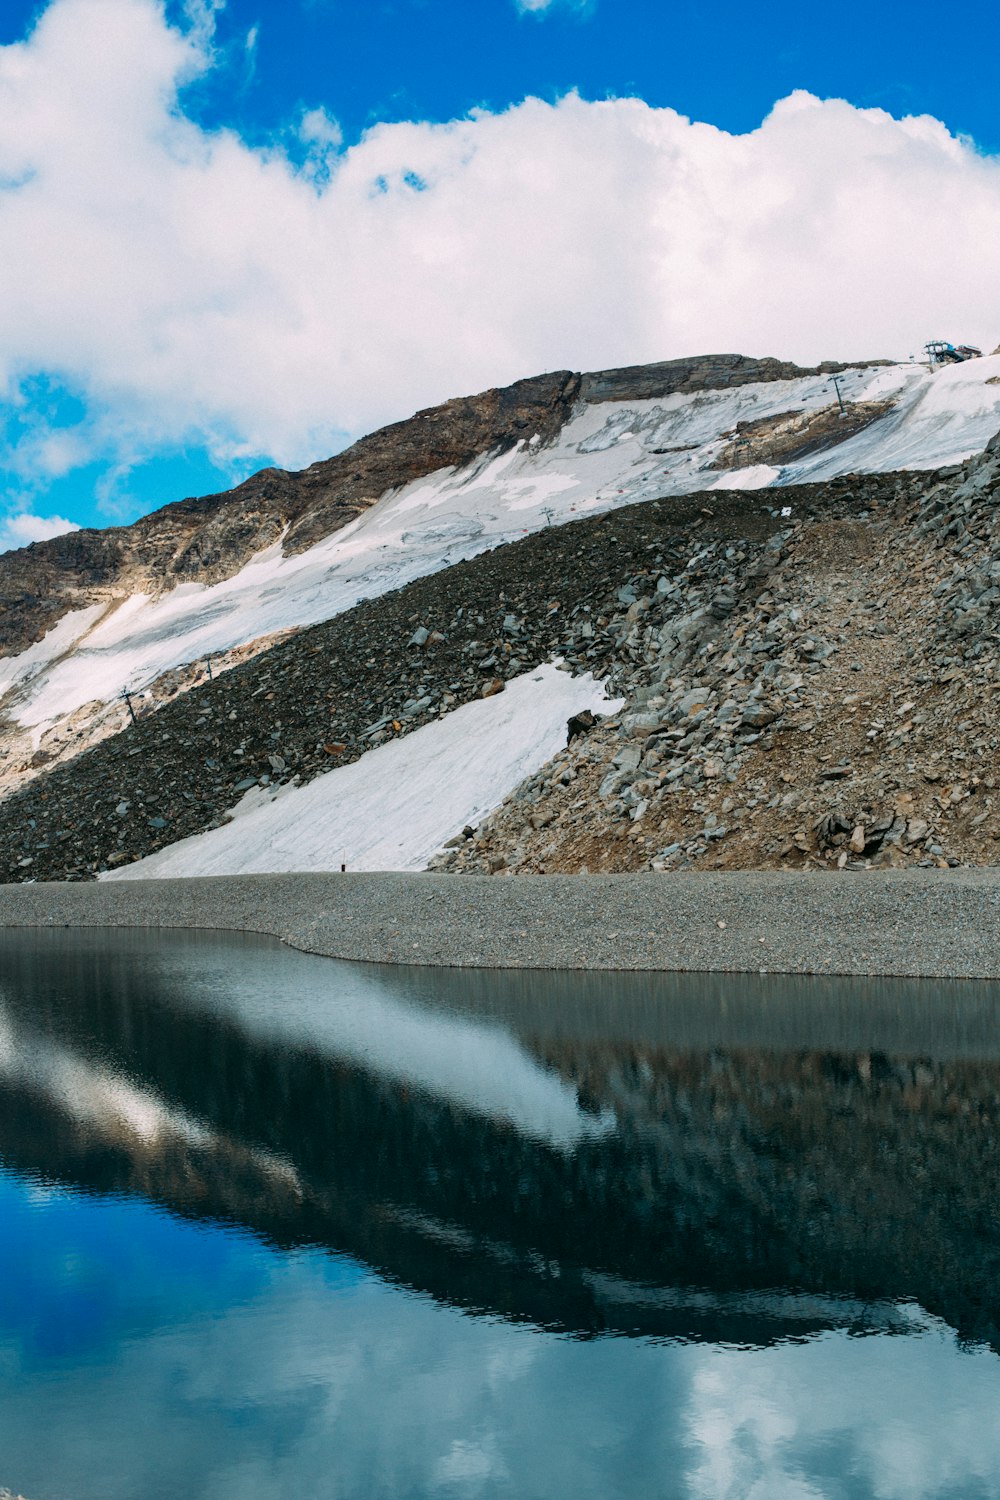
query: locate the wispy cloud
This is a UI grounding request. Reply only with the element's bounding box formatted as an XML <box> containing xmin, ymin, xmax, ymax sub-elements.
<box><xmin>515</xmin><ymin>0</ymin><xmax>594</xmax><ymax>13</ymax></box>
<box><xmin>181</xmin><ymin>0</ymin><xmax>224</xmax><ymax>51</ymax></box>
<box><xmin>298</xmin><ymin>104</ymin><xmax>344</xmax><ymax>184</ymax></box>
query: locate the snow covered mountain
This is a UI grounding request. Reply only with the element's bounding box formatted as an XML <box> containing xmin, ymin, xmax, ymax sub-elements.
<box><xmin>4</xmin><ymin>353</ymin><xmax>1000</xmax><ymax>761</ymax></box>
<box><xmin>0</xmin><ymin>347</ymin><xmax>999</xmax><ymax>883</ymax></box>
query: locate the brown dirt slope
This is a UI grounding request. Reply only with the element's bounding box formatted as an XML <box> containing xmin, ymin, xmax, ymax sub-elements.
<box><xmin>711</xmin><ymin>399</ymin><xmax>895</xmax><ymax>470</ymax></box>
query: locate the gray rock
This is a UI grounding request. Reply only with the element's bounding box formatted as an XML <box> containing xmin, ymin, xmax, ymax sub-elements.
<box><xmin>740</xmin><ymin>701</ymin><xmax>780</xmax><ymax>730</ymax></box>
<box><xmin>622</xmin><ymin>711</ymin><xmax>663</xmax><ymax>737</ymax></box>
<box><xmin>599</xmin><ymin>769</ymin><xmax>629</xmax><ymax>799</ymax></box>
<box><xmin>709</xmin><ymin>590</ymin><xmax>737</xmax><ymax>619</ymax></box>
<box><xmin>675</xmin><ymin>687</ymin><xmax>714</xmax><ymax>719</ymax></box>
<box><xmin>613</xmin><ymin>745</ymin><xmax>643</xmax><ymax>774</ymax></box>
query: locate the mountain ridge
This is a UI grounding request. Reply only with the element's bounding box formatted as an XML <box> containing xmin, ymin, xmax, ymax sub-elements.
<box><xmin>0</xmin><ymin>353</ymin><xmax>883</xmax><ymax>659</ymax></box>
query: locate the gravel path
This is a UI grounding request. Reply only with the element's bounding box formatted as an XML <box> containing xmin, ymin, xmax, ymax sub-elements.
<box><xmin>2</xmin><ymin>870</ymin><xmax>1000</xmax><ymax>978</ymax></box>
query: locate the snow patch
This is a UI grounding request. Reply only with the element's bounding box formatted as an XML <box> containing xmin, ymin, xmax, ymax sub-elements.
<box><xmin>0</xmin><ymin>603</ymin><xmax>106</xmax><ymax>702</ymax></box>
<box><xmin>709</xmin><ymin>464</ymin><xmax>782</xmax><ymax>490</ymax></box>
<box><xmin>104</xmin><ymin>663</ymin><xmax>622</xmax><ymax>880</ymax></box>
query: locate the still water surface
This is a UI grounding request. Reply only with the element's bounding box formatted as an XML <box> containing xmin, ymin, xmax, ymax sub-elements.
<box><xmin>2</xmin><ymin>929</ymin><xmax>1000</xmax><ymax>1499</ymax></box>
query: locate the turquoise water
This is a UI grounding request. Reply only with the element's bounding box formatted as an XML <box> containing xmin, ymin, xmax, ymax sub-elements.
<box><xmin>2</xmin><ymin>930</ymin><xmax>1000</xmax><ymax>1499</ymax></box>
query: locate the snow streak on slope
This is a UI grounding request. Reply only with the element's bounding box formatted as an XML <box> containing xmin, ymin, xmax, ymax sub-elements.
<box><xmin>104</xmin><ymin>664</ymin><xmax>621</xmax><ymax>880</ymax></box>
<box><xmin>0</xmin><ymin>602</ymin><xmax>106</xmax><ymax>700</ymax></box>
<box><xmin>8</xmin><ymin>358</ymin><xmax>1000</xmax><ymax>740</ymax></box>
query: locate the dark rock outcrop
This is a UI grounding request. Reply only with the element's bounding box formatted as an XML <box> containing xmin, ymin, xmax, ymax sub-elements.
<box><xmin>579</xmin><ymin>352</ymin><xmax>887</xmax><ymax>405</ymax></box>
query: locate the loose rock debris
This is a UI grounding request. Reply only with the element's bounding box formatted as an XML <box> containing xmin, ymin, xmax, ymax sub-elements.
<box><xmin>435</xmin><ymin>434</ymin><xmax>1000</xmax><ymax>876</ymax></box>
<box><xmin>2</xmin><ymin>435</ymin><xmax>1000</xmax><ymax>881</ymax></box>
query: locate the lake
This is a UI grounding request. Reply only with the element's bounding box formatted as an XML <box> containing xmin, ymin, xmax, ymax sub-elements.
<box><xmin>2</xmin><ymin>928</ymin><xmax>1000</xmax><ymax>1499</ymax></box>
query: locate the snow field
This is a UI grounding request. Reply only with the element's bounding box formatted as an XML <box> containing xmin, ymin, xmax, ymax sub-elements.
<box><xmin>104</xmin><ymin>663</ymin><xmax>623</xmax><ymax>880</ymax></box>
<box><xmin>7</xmin><ymin>357</ymin><xmax>1000</xmax><ymax>741</ymax></box>
<box><xmin>0</xmin><ymin>601</ymin><xmax>107</xmax><ymax>700</ymax></box>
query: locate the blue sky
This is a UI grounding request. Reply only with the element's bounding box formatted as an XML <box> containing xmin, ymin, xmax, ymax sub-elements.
<box><xmin>4</xmin><ymin>0</ymin><xmax>995</xmax><ymax>155</ymax></box>
<box><xmin>5</xmin><ymin>1162</ymin><xmax>1000</xmax><ymax>1498</ymax></box>
<box><xmin>0</xmin><ymin>0</ymin><xmax>998</xmax><ymax>544</ymax></box>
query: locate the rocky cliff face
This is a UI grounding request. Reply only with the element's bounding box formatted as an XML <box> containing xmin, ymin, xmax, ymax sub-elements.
<box><xmin>0</xmin><ymin>353</ymin><xmax>878</xmax><ymax>660</ymax></box>
<box><xmin>0</xmin><ymin>462</ymin><xmax>952</xmax><ymax>882</ymax></box>
<box><xmin>576</xmin><ymin>352</ymin><xmax>883</xmax><ymax>404</ymax></box>
<box><xmin>6</xmin><ymin>348</ymin><xmax>996</xmax><ymax>881</ymax></box>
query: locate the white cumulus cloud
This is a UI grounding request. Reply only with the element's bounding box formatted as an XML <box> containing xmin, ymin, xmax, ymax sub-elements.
<box><xmin>0</xmin><ymin>512</ymin><xmax>80</xmax><ymax>553</ymax></box>
<box><xmin>1</xmin><ymin>0</ymin><xmax>999</xmax><ymax>507</ymax></box>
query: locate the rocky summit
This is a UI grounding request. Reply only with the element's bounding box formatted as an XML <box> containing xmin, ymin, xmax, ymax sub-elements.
<box><xmin>0</xmin><ymin>349</ymin><xmax>999</xmax><ymax>882</ymax></box>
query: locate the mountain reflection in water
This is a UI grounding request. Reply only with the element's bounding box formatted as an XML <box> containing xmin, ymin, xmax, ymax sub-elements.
<box><xmin>2</xmin><ymin>928</ymin><xmax>1000</xmax><ymax>1499</ymax></box>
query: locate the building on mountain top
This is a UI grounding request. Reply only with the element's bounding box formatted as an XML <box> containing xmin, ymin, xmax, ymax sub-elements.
<box><xmin>924</xmin><ymin>340</ymin><xmax>983</xmax><ymax>367</ymax></box>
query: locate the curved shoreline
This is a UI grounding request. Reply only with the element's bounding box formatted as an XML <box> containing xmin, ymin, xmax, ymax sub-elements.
<box><xmin>2</xmin><ymin>869</ymin><xmax>1000</xmax><ymax>979</ymax></box>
